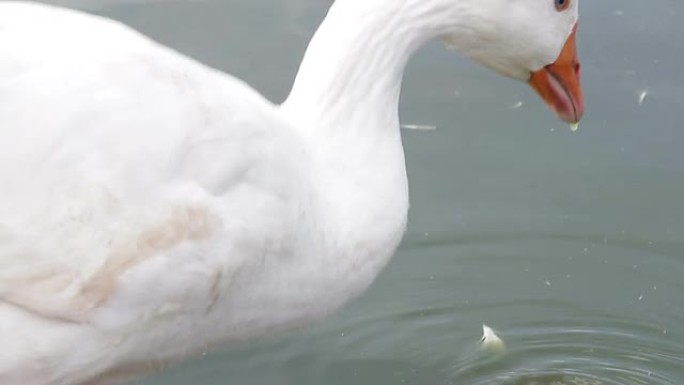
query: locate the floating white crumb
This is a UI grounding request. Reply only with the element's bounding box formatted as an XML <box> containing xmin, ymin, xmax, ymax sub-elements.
<box><xmin>638</xmin><ymin>89</ymin><xmax>648</xmax><ymax>105</ymax></box>
<box><xmin>510</xmin><ymin>101</ymin><xmax>524</xmax><ymax>109</ymax></box>
<box><xmin>481</xmin><ymin>324</ymin><xmax>505</xmax><ymax>353</ymax></box>
<box><xmin>401</xmin><ymin>124</ymin><xmax>437</xmax><ymax>131</ymax></box>
<box><xmin>569</xmin><ymin>122</ymin><xmax>579</xmax><ymax>132</ymax></box>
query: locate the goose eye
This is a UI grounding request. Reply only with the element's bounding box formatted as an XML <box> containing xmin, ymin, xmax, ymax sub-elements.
<box><xmin>555</xmin><ymin>0</ymin><xmax>570</xmax><ymax>11</ymax></box>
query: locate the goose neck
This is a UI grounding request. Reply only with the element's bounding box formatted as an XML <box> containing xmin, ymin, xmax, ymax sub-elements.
<box><xmin>282</xmin><ymin>0</ymin><xmax>464</xmax><ymax>138</ymax></box>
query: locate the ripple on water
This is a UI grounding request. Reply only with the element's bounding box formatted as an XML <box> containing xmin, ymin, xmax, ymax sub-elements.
<box><xmin>393</xmin><ymin>229</ymin><xmax>684</xmax><ymax>385</ymax></box>
<box><xmin>446</xmin><ymin>316</ymin><xmax>681</xmax><ymax>385</ymax></box>
<box><xmin>506</xmin><ymin>373</ymin><xmax>614</xmax><ymax>385</ymax></box>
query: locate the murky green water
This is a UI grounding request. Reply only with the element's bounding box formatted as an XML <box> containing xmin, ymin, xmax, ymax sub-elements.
<box><xmin>36</xmin><ymin>0</ymin><xmax>684</xmax><ymax>384</ymax></box>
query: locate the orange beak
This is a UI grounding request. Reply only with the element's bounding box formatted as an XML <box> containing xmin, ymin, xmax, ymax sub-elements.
<box><xmin>529</xmin><ymin>24</ymin><xmax>584</xmax><ymax>124</ymax></box>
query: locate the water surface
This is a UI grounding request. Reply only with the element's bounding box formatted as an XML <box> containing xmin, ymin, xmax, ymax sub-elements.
<box><xmin>36</xmin><ymin>0</ymin><xmax>684</xmax><ymax>384</ymax></box>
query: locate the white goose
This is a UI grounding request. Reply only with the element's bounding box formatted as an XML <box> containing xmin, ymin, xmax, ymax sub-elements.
<box><xmin>0</xmin><ymin>0</ymin><xmax>583</xmax><ymax>384</ymax></box>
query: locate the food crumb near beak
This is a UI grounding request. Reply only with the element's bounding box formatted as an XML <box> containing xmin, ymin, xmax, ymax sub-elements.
<box><xmin>569</xmin><ymin>122</ymin><xmax>580</xmax><ymax>132</ymax></box>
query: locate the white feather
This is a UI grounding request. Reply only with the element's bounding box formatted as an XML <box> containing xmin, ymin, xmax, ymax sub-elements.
<box><xmin>481</xmin><ymin>324</ymin><xmax>505</xmax><ymax>353</ymax></box>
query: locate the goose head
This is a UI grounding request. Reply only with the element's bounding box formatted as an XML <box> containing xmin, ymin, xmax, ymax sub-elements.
<box><xmin>442</xmin><ymin>0</ymin><xmax>583</xmax><ymax>123</ymax></box>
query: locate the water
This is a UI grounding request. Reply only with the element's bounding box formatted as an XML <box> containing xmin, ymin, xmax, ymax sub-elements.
<box><xmin>35</xmin><ymin>0</ymin><xmax>684</xmax><ymax>384</ymax></box>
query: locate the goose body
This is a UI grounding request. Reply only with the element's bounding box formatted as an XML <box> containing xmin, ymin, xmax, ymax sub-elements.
<box><xmin>0</xmin><ymin>1</ymin><xmax>582</xmax><ymax>384</ymax></box>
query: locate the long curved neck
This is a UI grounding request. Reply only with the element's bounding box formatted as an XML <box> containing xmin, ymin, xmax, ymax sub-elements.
<box><xmin>276</xmin><ymin>0</ymin><xmax>473</xmax><ymax>296</ymax></box>
<box><xmin>281</xmin><ymin>0</ymin><xmax>464</xmax><ymax>139</ymax></box>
